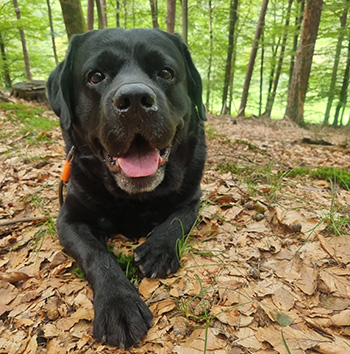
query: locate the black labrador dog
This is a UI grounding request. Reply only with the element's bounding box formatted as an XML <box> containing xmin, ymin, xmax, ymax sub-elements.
<box><xmin>47</xmin><ymin>28</ymin><xmax>206</xmax><ymax>348</ymax></box>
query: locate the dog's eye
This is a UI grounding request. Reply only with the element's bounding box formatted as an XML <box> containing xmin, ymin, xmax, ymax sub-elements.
<box><xmin>158</xmin><ymin>68</ymin><xmax>174</xmax><ymax>80</ymax></box>
<box><xmin>88</xmin><ymin>71</ymin><xmax>105</xmax><ymax>84</ymax></box>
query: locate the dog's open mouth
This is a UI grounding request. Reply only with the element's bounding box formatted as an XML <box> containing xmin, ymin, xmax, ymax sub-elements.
<box><xmin>105</xmin><ymin>136</ymin><xmax>171</xmax><ymax>178</ymax></box>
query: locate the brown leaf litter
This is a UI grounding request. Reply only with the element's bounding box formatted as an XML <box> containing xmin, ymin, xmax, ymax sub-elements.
<box><xmin>1</xmin><ymin>103</ymin><xmax>350</xmax><ymax>353</ymax></box>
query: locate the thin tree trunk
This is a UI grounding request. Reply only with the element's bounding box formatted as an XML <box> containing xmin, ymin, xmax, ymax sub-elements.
<box><xmin>265</xmin><ymin>38</ymin><xmax>280</xmax><ymax>109</ymax></box>
<box><xmin>87</xmin><ymin>0</ymin><xmax>94</xmax><ymax>30</ymax></box>
<box><xmin>284</xmin><ymin>0</ymin><xmax>323</xmax><ymax>126</ymax></box>
<box><xmin>132</xmin><ymin>0</ymin><xmax>135</xmax><ymax>27</ymax></box>
<box><xmin>95</xmin><ymin>0</ymin><xmax>104</xmax><ymax>29</ymax></box>
<box><xmin>124</xmin><ymin>0</ymin><xmax>127</xmax><ymax>28</ymax></box>
<box><xmin>12</xmin><ymin>0</ymin><xmax>31</xmax><ymax>81</ymax></box>
<box><xmin>238</xmin><ymin>0</ymin><xmax>269</xmax><ymax>117</ymax></box>
<box><xmin>100</xmin><ymin>0</ymin><xmax>108</xmax><ymax>28</ymax></box>
<box><xmin>46</xmin><ymin>0</ymin><xmax>59</xmax><ymax>65</ymax></box>
<box><xmin>205</xmin><ymin>0</ymin><xmax>213</xmax><ymax>111</ymax></box>
<box><xmin>166</xmin><ymin>0</ymin><xmax>176</xmax><ymax>33</ymax></box>
<box><xmin>334</xmin><ymin>31</ymin><xmax>350</xmax><ymax>127</ymax></box>
<box><xmin>259</xmin><ymin>29</ymin><xmax>265</xmax><ymax>116</ymax></box>
<box><xmin>149</xmin><ymin>0</ymin><xmax>159</xmax><ymax>28</ymax></box>
<box><xmin>324</xmin><ymin>0</ymin><xmax>349</xmax><ymax>125</ymax></box>
<box><xmin>221</xmin><ymin>0</ymin><xmax>239</xmax><ymax>115</ymax></box>
<box><xmin>0</xmin><ymin>33</ymin><xmax>12</xmax><ymax>88</ymax></box>
<box><xmin>264</xmin><ymin>0</ymin><xmax>293</xmax><ymax>118</ymax></box>
<box><xmin>289</xmin><ymin>0</ymin><xmax>305</xmax><ymax>92</ymax></box>
<box><xmin>228</xmin><ymin>34</ymin><xmax>238</xmax><ymax>114</ymax></box>
<box><xmin>59</xmin><ymin>0</ymin><xmax>87</xmax><ymax>40</ymax></box>
<box><xmin>116</xmin><ymin>0</ymin><xmax>120</xmax><ymax>27</ymax></box>
<box><xmin>181</xmin><ymin>0</ymin><xmax>188</xmax><ymax>43</ymax></box>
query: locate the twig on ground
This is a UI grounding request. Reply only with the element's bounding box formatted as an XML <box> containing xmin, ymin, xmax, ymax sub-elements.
<box><xmin>0</xmin><ymin>216</ymin><xmax>50</xmax><ymax>227</ymax></box>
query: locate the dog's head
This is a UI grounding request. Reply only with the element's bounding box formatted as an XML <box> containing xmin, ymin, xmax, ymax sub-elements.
<box><xmin>47</xmin><ymin>28</ymin><xmax>205</xmax><ymax>194</ymax></box>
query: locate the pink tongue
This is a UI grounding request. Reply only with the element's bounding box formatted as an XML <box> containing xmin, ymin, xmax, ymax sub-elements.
<box><xmin>118</xmin><ymin>145</ymin><xmax>161</xmax><ymax>178</ymax></box>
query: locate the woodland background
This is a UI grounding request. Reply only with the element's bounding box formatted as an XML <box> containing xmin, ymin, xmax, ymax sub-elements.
<box><xmin>0</xmin><ymin>0</ymin><xmax>350</xmax><ymax>126</ymax></box>
<box><xmin>1</xmin><ymin>1</ymin><xmax>350</xmax><ymax>353</ymax></box>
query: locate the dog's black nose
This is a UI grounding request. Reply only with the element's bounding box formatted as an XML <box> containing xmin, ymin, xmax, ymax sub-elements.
<box><xmin>113</xmin><ymin>84</ymin><xmax>158</xmax><ymax>113</ymax></box>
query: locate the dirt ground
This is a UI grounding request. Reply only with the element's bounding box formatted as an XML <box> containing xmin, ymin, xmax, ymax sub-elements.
<box><xmin>1</xmin><ymin>101</ymin><xmax>350</xmax><ymax>353</ymax></box>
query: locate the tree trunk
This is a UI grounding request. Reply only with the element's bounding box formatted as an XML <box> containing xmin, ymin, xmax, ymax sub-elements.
<box><xmin>289</xmin><ymin>0</ymin><xmax>305</xmax><ymax>92</ymax></box>
<box><xmin>221</xmin><ymin>0</ymin><xmax>239</xmax><ymax>115</ymax></box>
<box><xmin>87</xmin><ymin>0</ymin><xmax>94</xmax><ymax>30</ymax></box>
<box><xmin>46</xmin><ymin>0</ymin><xmax>59</xmax><ymax>65</ymax></box>
<box><xmin>166</xmin><ymin>0</ymin><xmax>176</xmax><ymax>33</ymax></box>
<box><xmin>324</xmin><ymin>0</ymin><xmax>349</xmax><ymax>125</ymax></box>
<box><xmin>284</xmin><ymin>0</ymin><xmax>323</xmax><ymax>126</ymax></box>
<box><xmin>181</xmin><ymin>0</ymin><xmax>188</xmax><ymax>43</ymax></box>
<box><xmin>149</xmin><ymin>0</ymin><xmax>159</xmax><ymax>28</ymax></box>
<box><xmin>12</xmin><ymin>0</ymin><xmax>32</xmax><ymax>81</ymax></box>
<box><xmin>205</xmin><ymin>0</ymin><xmax>213</xmax><ymax>111</ymax></box>
<box><xmin>0</xmin><ymin>33</ymin><xmax>12</xmax><ymax>88</ymax></box>
<box><xmin>95</xmin><ymin>0</ymin><xmax>104</xmax><ymax>29</ymax></box>
<box><xmin>334</xmin><ymin>32</ymin><xmax>350</xmax><ymax>126</ymax></box>
<box><xmin>59</xmin><ymin>0</ymin><xmax>87</xmax><ymax>40</ymax></box>
<box><xmin>100</xmin><ymin>0</ymin><xmax>108</xmax><ymax>28</ymax></box>
<box><xmin>264</xmin><ymin>0</ymin><xmax>293</xmax><ymax>118</ymax></box>
<box><xmin>228</xmin><ymin>35</ymin><xmax>238</xmax><ymax>114</ymax></box>
<box><xmin>265</xmin><ymin>37</ymin><xmax>280</xmax><ymax>111</ymax></box>
<box><xmin>116</xmin><ymin>0</ymin><xmax>120</xmax><ymax>27</ymax></box>
<box><xmin>124</xmin><ymin>0</ymin><xmax>127</xmax><ymax>28</ymax></box>
<box><xmin>259</xmin><ymin>29</ymin><xmax>265</xmax><ymax>116</ymax></box>
<box><xmin>238</xmin><ymin>0</ymin><xmax>269</xmax><ymax>117</ymax></box>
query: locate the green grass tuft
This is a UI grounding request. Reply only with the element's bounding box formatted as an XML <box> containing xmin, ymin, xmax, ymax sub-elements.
<box><xmin>0</xmin><ymin>102</ymin><xmax>58</xmax><ymax>145</ymax></box>
<box><xmin>288</xmin><ymin>166</ymin><xmax>350</xmax><ymax>190</ymax></box>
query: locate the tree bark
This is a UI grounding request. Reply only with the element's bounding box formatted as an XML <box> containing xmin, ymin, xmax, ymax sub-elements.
<box><xmin>87</xmin><ymin>0</ymin><xmax>94</xmax><ymax>30</ymax></box>
<box><xmin>238</xmin><ymin>0</ymin><xmax>269</xmax><ymax>117</ymax></box>
<box><xmin>0</xmin><ymin>33</ymin><xmax>12</xmax><ymax>88</ymax></box>
<box><xmin>46</xmin><ymin>0</ymin><xmax>59</xmax><ymax>65</ymax></box>
<box><xmin>205</xmin><ymin>0</ymin><xmax>213</xmax><ymax>111</ymax></box>
<box><xmin>263</xmin><ymin>0</ymin><xmax>293</xmax><ymax>118</ymax></box>
<box><xmin>289</xmin><ymin>0</ymin><xmax>305</xmax><ymax>91</ymax></box>
<box><xmin>116</xmin><ymin>0</ymin><xmax>120</xmax><ymax>27</ymax></box>
<box><xmin>324</xmin><ymin>0</ymin><xmax>349</xmax><ymax>125</ymax></box>
<box><xmin>166</xmin><ymin>0</ymin><xmax>176</xmax><ymax>33</ymax></box>
<box><xmin>334</xmin><ymin>32</ymin><xmax>350</xmax><ymax>126</ymax></box>
<box><xmin>181</xmin><ymin>0</ymin><xmax>188</xmax><ymax>43</ymax></box>
<box><xmin>259</xmin><ymin>29</ymin><xmax>265</xmax><ymax>116</ymax></box>
<box><xmin>12</xmin><ymin>0</ymin><xmax>32</xmax><ymax>81</ymax></box>
<box><xmin>59</xmin><ymin>0</ymin><xmax>87</xmax><ymax>40</ymax></box>
<box><xmin>149</xmin><ymin>0</ymin><xmax>159</xmax><ymax>28</ymax></box>
<box><xmin>100</xmin><ymin>0</ymin><xmax>108</xmax><ymax>28</ymax></box>
<box><xmin>95</xmin><ymin>0</ymin><xmax>104</xmax><ymax>29</ymax></box>
<box><xmin>284</xmin><ymin>0</ymin><xmax>323</xmax><ymax>126</ymax></box>
<box><xmin>221</xmin><ymin>0</ymin><xmax>239</xmax><ymax>115</ymax></box>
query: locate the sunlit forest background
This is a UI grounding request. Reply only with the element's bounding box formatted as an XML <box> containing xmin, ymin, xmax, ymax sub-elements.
<box><xmin>0</xmin><ymin>0</ymin><xmax>349</xmax><ymax>125</ymax></box>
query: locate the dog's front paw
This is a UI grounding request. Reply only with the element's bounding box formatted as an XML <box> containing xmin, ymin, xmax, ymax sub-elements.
<box><xmin>93</xmin><ymin>284</ymin><xmax>153</xmax><ymax>348</ymax></box>
<box><xmin>134</xmin><ymin>236</ymin><xmax>180</xmax><ymax>278</ymax></box>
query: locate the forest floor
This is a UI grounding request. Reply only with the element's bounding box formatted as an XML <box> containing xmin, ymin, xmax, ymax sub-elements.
<box><xmin>1</xmin><ymin>97</ymin><xmax>350</xmax><ymax>354</ymax></box>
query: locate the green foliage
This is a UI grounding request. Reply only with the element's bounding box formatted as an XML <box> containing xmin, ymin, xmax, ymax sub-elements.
<box><xmin>114</xmin><ymin>251</ymin><xmax>141</xmax><ymax>283</ymax></box>
<box><xmin>289</xmin><ymin>166</ymin><xmax>350</xmax><ymax>190</ymax></box>
<box><xmin>0</xmin><ymin>0</ymin><xmax>349</xmax><ymax>124</ymax></box>
<box><xmin>0</xmin><ymin>102</ymin><xmax>58</xmax><ymax>144</ymax></box>
<box><xmin>72</xmin><ymin>265</ymin><xmax>85</xmax><ymax>279</ymax></box>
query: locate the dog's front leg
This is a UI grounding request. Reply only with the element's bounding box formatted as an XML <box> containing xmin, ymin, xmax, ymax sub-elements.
<box><xmin>134</xmin><ymin>197</ymin><xmax>201</xmax><ymax>279</ymax></box>
<box><xmin>57</xmin><ymin>206</ymin><xmax>153</xmax><ymax>348</ymax></box>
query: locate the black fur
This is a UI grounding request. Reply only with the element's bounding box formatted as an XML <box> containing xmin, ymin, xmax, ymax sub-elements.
<box><xmin>47</xmin><ymin>28</ymin><xmax>206</xmax><ymax>348</ymax></box>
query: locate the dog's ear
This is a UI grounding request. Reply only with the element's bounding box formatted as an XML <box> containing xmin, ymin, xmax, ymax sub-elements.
<box><xmin>180</xmin><ymin>42</ymin><xmax>207</xmax><ymax>121</ymax></box>
<box><xmin>164</xmin><ymin>32</ymin><xmax>206</xmax><ymax>121</ymax></box>
<box><xmin>46</xmin><ymin>36</ymin><xmax>78</xmax><ymax>131</ymax></box>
